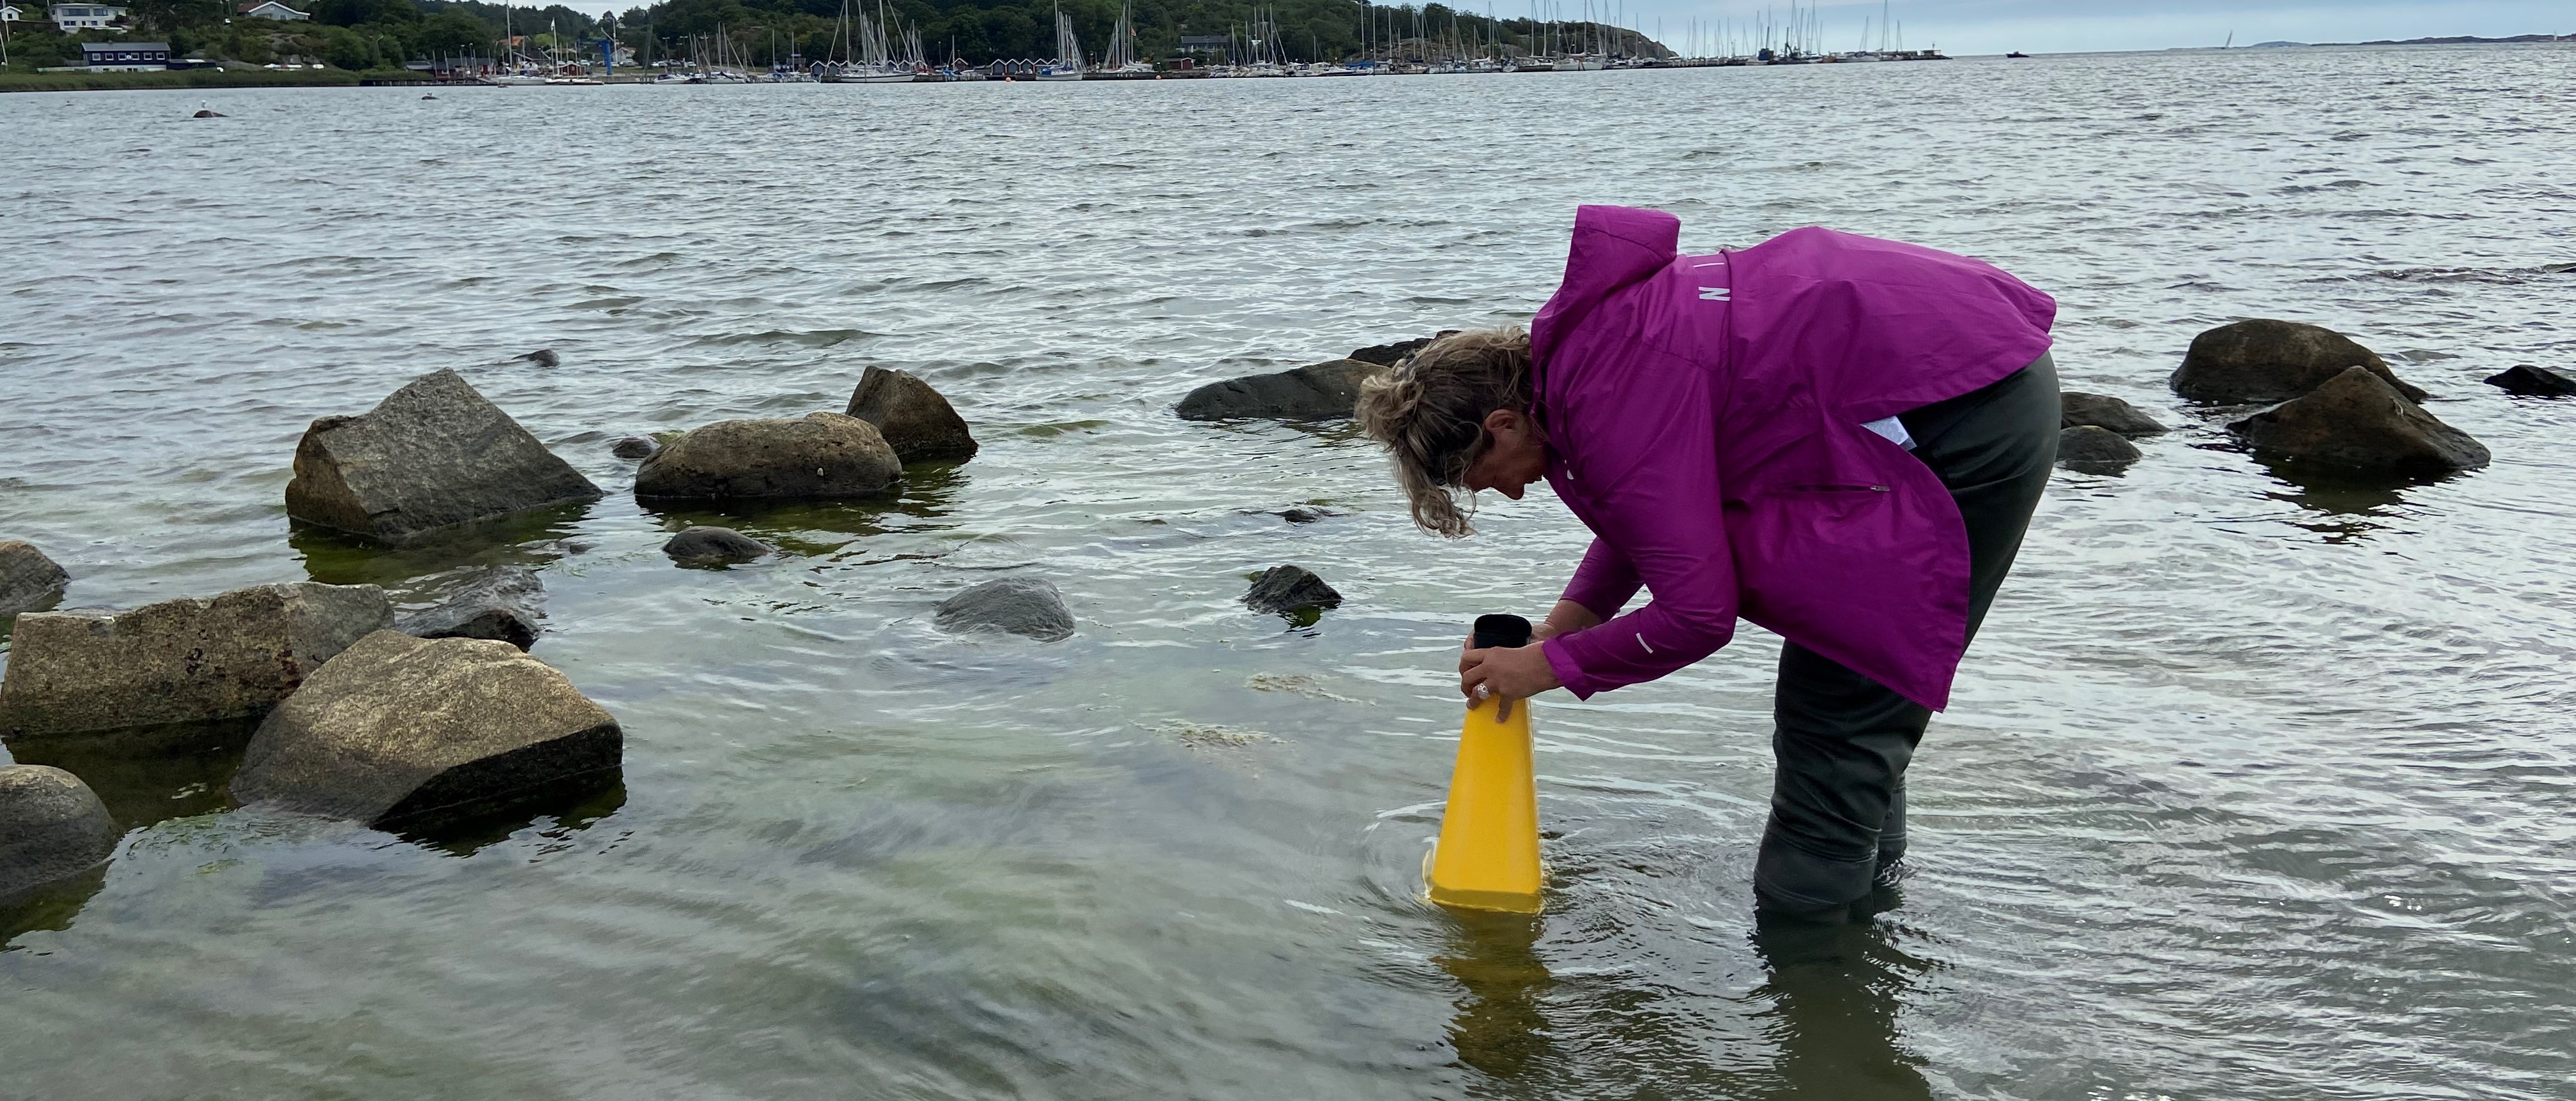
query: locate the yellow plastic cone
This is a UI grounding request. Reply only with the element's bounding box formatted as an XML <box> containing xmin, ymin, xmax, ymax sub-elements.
<box><xmin>1424</xmin><ymin>692</ymin><xmax>1544</xmax><ymax>914</ymax></box>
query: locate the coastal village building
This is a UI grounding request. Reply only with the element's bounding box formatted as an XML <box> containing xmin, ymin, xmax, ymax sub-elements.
<box><xmin>80</xmin><ymin>40</ymin><xmax>169</xmax><ymax>68</ymax></box>
<box><xmin>49</xmin><ymin>3</ymin><xmax>126</xmax><ymax>29</ymax></box>
<box><xmin>235</xmin><ymin>0</ymin><xmax>309</xmax><ymax>19</ymax></box>
<box><xmin>0</xmin><ymin>4</ymin><xmax>23</xmax><ymax>23</ymax></box>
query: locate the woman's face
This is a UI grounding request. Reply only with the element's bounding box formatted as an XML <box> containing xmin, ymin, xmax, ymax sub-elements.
<box><xmin>1460</xmin><ymin>409</ymin><xmax>1549</xmax><ymax>499</ymax></box>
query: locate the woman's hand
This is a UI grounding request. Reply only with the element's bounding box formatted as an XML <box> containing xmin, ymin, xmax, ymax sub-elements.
<box><xmin>1459</xmin><ymin>641</ymin><xmax>1562</xmax><ymax>722</ymax></box>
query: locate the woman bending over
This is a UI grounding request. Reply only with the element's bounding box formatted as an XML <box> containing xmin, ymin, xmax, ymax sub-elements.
<box><xmin>1359</xmin><ymin>206</ymin><xmax>2060</xmax><ymax>920</ymax></box>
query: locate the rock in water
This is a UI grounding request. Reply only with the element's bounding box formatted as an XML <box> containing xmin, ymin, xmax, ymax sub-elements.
<box><xmin>395</xmin><ymin>566</ymin><xmax>546</xmax><ymax>651</ymax></box>
<box><xmin>1176</xmin><ymin>359</ymin><xmax>1385</xmax><ymax>421</ymax></box>
<box><xmin>0</xmin><ymin>765</ymin><xmax>120</xmax><ymax>900</ymax></box>
<box><xmin>2484</xmin><ymin>364</ymin><xmax>2576</xmax><ymax>397</ymax></box>
<box><xmin>845</xmin><ymin>366</ymin><xmax>978</xmax><ymax>464</ymax></box>
<box><xmin>2227</xmin><ymin>366</ymin><xmax>2491</xmax><ymax>478</ymax></box>
<box><xmin>229</xmin><ymin>631</ymin><xmax>622</xmax><ymax>830</ymax></box>
<box><xmin>284</xmin><ymin>368</ymin><xmax>603</xmax><ymax>544</ymax></box>
<box><xmin>2060</xmin><ymin>392</ymin><xmax>2166</xmax><ymax>436</ymax></box>
<box><xmin>1347</xmin><ymin>332</ymin><xmax>1457</xmax><ymax>367</ymax></box>
<box><xmin>610</xmin><ymin>436</ymin><xmax>660</xmax><ymax>460</ymax></box>
<box><xmin>634</xmin><ymin>413</ymin><xmax>901</xmax><ymax>501</ymax></box>
<box><xmin>519</xmin><ymin>349</ymin><xmax>560</xmax><ymax>367</ymax></box>
<box><xmin>663</xmin><ymin>526</ymin><xmax>772</xmax><ymax>567</ymax></box>
<box><xmin>2172</xmin><ymin>319</ymin><xmax>2428</xmax><ymax>405</ymax></box>
<box><xmin>0</xmin><ymin>582</ymin><xmax>390</xmax><ymax>741</ymax></box>
<box><xmin>1244</xmin><ymin>565</ymin><xmax>1344</xmax><ymax>615</ymax></box>
<box><xmin>933</xmin><ymin>577</ymin><xmax>1075</xmax><ymax>642</ymax></box>
<box><xmin>0</xmin><ymin>540</ymin><xmax>71</xmax><ymax>620</ymax></box>
<box><xmin>191</xmin><ymin>109</ymin><xmax>223</xmax><ymax>118</ymax></box>
<box><xmin>2057</xmin><ymin>425</ymin><xmax>2143</xmax><ymax>471</ymax></box>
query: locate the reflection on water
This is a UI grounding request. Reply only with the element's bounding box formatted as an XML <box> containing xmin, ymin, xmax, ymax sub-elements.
<box><xmin>1751</xmin><ymin>910</ymin><xmax>1933</xmax><ymax>1101</ymax></box>
<box><xmin>291</xmin><ymin>503</ymin><xmax>593</xmax><ymax>592</ymax></box>
<box><xmin>633</xmin><ymin>460</ymin><xmax>970</xmax><ymax>558</ymax></box>
<box><xmin>408</xmin><ymin>778</ymin><xmax>629</xmax><ymax>857</ymax></box>
<box><xmin>1435</xmin><ymin>908</ymin><xmax>1556</xmax><ymax>1080</ymax></box>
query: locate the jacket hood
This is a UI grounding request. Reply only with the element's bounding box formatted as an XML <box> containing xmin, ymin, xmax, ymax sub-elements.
<box><xmin>1530</xmin><ymin>206</ymin><xmax>1682</xmax><ymax>376</ymax></box>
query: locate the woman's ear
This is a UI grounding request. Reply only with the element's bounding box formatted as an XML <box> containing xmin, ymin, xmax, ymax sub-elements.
<box><xmin>1482</xmin><ymin>408</ymin><xmax>1522</xmax><ymax>438</ymax></box>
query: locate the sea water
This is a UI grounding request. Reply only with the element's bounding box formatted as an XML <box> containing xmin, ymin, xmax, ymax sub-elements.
<box><xmin>3</xmin><ymin>43</ymin><xmax>2573</xmax><ymax>1099</ymax></box>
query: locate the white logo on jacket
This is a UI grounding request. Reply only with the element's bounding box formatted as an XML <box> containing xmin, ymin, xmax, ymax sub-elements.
<box><xmin>1698</xmin><ymin>287</ymin><xmax>1731</xmax><ymax>301</ymax></box>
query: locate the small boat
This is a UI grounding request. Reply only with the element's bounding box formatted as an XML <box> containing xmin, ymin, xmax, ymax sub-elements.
<box><xmin>2005</xmin><ymin>50</ymin><xmax>2029</xmax><ymax>58</ymax></box>
<box><xmin>1038</xmin><ymin>2</ymin><xmax>1084</xmax><ymax>80</ymax></box>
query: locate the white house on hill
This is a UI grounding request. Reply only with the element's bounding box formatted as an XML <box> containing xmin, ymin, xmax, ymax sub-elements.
<box><xmin>236</xmin><ymin>0</ymin><xmax>309</xmax><ymax>19</ymax></box>
<box><xmin>49</xmin><ymin>3</ymin><xmax>127</xmax><ymax>29</ymax></box>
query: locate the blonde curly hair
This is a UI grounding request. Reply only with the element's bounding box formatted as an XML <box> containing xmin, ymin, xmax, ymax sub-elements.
<box><xmin>1354</xmin><ymin>328</ymin><xmax>1535</xmax><ymax>538</ymax></box>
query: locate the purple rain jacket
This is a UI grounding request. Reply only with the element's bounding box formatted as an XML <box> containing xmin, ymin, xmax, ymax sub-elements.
<box><xmin>1530</xmin><ymin>206</ymin><xmax>2057</xmax><ymax>711</ymax></box>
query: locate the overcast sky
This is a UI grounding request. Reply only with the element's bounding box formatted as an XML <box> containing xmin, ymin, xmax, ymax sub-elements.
<box><xmin>1599</xmin><ymin>0</ymin><xmax>2571</xmax><ymax>57</ymax></box>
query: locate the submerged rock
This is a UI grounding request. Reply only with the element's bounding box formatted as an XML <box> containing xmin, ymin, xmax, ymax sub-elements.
<box><xmin>284</xmin><ymin>368</ymin><xmax>603</xmax><ymax>544</ymax></box>
<box><xmin>2172</xmin><ymin>319</ymin><xmax>2427</xmax><ymax>405</ymax></box>
<box><xmin>1176</xmin><ymin>360</ymin><xmax>1384</xmax><ymax>421</ymax></box>
<box><xmin>0</xmin><ymin>582</ymin><xmax>390</xmax><ymax>741</ymax></box>
<box><xmin>1347</xmin><ymin>332</ymin><xmax>1458</xmax><ymax>367</ymax></box>
<box><xmin>933</xmin><ymin>577</ymin><xmax>1075</xmax><ymax>642</ymax></box>
<box><xmin>1278</xmin><ymin>507</ymin><xmax>1338</xmax><ymax>524</ymax></box>
<box><xmin>2484</xmin><ymin>364</ymin><xmax>2576</xmax><ymax>397</ymax></box>
<box><xmin>2227</xmin><ymin>366</ymin><xmax>2490</xmax><ymax>478</ymax></box>
<box><xmin>845</xmin><ymin>366</ymin><xmax>977</xmax><ymax>464</ymax></box>
<box><xmin>2060</xmin><ymin>392</ymin><xmax>2166</xmax><ymax>436</ymax></box>
<box><xmin>519</xmin><ymin>349</ymin><xmax>560</xmax><ymax>367</ymax></box>
<box><xmin>663</xmin><ymin>526</ymin><xmax>772</xmax><ymax>567</ymax></box>
<box><xmin>610</xmin><ymin>436</ymin><xmax>660</xmax><ymax>460</ymax></box>
<box><xmin>1245</xmin><ymin>565</ymin><xmax>1344</xmax><ymax>616</ymax></box>
<box><xmin>229</xmin><ymin>631</ymin><xmax>622</xmax><ymax>830</ymax></box>
<box><xmin>191</xmin><ymin>109</ymin><xmax>223</xmax><ymax>118</ymax></box>
<box><xmin>634</xmin><ymin>412</ymin><xmax>901</xmax><ymax>501</ymax></box>
<box><xmin>2056</xmin><ymin>425</ymin><xmax>2143</xmax><ymax>471</ymax></box>
<box><xmin>0</xmin><ymin>765</ymin><xmax>120</xmax><ymax>901</ymax></box>
<box><xmin>395</xmin><ymin>566</ymin><xmax>545</xmax><ymax>651</ymax></box>
<box><xmin>0</xmin><ymin>540</ymin><xmax>71</xmax><ymax>621</ymax></box>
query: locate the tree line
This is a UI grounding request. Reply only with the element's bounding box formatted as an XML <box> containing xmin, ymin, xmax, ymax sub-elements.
<box><xmin>3</xmin><ymin>0</ymin><xmax>1659</xmax><ymax>71</ymax></box>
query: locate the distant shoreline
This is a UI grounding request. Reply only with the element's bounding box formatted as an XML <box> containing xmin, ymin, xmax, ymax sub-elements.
<box><xmin>3</xmin><ymin>33</ymin><xmax>2565</xmax><ymax>95</ymax></box>
<box><xmin>2252</xmin><ymin>33</ymin><xmax>2569</xmax><ymax>47</ymax></box>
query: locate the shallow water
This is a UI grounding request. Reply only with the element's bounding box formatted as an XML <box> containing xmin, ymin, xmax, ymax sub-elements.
<box><xmin>4</xmin><ymin>44</ymin><xmax>2575</xmax><ymax>1099</ymax></box>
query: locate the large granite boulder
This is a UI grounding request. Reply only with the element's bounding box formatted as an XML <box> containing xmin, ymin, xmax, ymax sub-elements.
<box><xmin>2056</xmin><ymin>425</ymin><xmax>2142</xmax><ymax>472</ymax></box>
<box><xmin>1347</xmin><ymin>332</ymin><xmax>1457</xmax><ymax>367</ymax></box>
<box><xmin>395</xmin><ymin>566</ymin><xmax>545</xmax><ymax>651</ymax></box>
<box><xmin>2060</xmin><ymin>392</ymin><xmax>2166</xmax><ymax>436</ymax></box>
<box><xmin>2172</xmin><ymin>319</ymin><xmax>2428</xmax><ymax>405</ymax></box>
<box><xmin>1244</xmin><ymin>565</ymin><xmax>1344</xmax><ymax>616</ymax></box>
<box><xmin>2485</xmin><ymin>364</ymin><xmax>2576</xmax><ymax>397</ymax></box>
<box><xmin>634</xmin><ymin>412</ymin><xmax>901</xmax><ymax>501</ymax></box>
<box><xmin>846</xmin><ymin>367</ymin><xmax>978</xmax><ymax>464</ymax></box>
<box><xmin>1177</xmin><ymin>360</ymin><xmax>1384</xmax><ymax>421</ymax></box>
<box><xmin>0</xmin><ymin>582</ymin><xmax>390</xmax><ymax>741</ymax></box>
<box><xmin>0</xmin><ymin>540</ymin><xmax>70</xmax><ymax>620</ymax></box>
<box><xmin>663</xmin><ymin>526</ymin><xmax>772</xmax><ymax>567</ymax></box>
<box><xmin>933</xmin><ymin>577</ymin><xmax>1075</xmax><ymax>642</ymax></box>
<box><xmin>0</xmin><ymin>765</ymin><xmax>121</xmax><ymax>901</ymax></box>
<box><xmin>285</xmin><ymin>368</ymin><xmax>603</xmax><ymax>544</ymax></box>
<box><xmin>229</xmin><ymin>631</ymin><xmax>623</xmax><ymax>829</ymax></box>
<box><xmin>2227</xmin><ymin>367</ymin><xmax>2490</xmax><ymax>478</ymax></box>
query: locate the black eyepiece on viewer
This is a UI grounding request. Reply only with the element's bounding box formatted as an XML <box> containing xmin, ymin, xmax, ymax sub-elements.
<box><xmin>1473</xmin><ymin>614</ymin><xmax>1533</xmax><ymax>650</ymax></box>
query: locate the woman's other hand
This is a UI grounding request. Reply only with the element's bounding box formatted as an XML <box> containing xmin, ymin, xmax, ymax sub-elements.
<box><xmin>1460</xmin><ymin>642</ymin><xmax>1563</xmax><ymax>722</ymax></box>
